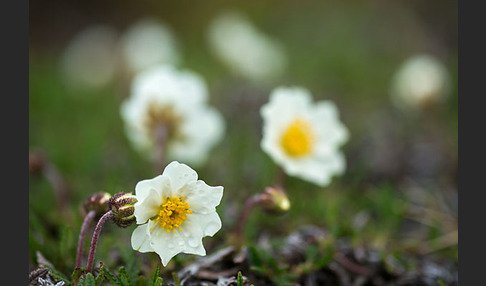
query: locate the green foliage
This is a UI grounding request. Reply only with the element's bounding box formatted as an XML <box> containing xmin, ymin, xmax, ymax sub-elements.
<box><xmin>249</xmin><ymin>246</ymin><xmax>298</xmax><ymax>286</ymax></box>
<box><xmin>236</xmin><ymin>271</ymin><xmax>244</xmax><ymax>286</ymax></box>
<box><xmin>151</xmin><ymin>265</ymin><xmax>163</xmax><ymax>286</ymax></box>
<box><xmin>59</xmin><ymin>225</ymin><xmax>75</xmax><ymax>267</ymax></box>
<box><xmin>79</xmin><ymin>273</ymin><xmax>96</xmax><ymax>286</ymax></box>
<box><xmin>117</xmin><ymin>266</ymin><xmax>133</xmax><ymax>286</ymax></box>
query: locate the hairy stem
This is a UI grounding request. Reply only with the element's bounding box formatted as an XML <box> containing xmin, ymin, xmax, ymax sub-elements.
<box><xmin>233</xmin><ymin>194</ymin><xmax>262</xmax><ymax>247</ymax></box>
<box><xmin>75</xmin><ymin>210</ymin><xmax>96</xmax><ymax>269</ymax></box>
<box><xmin>86</xmin><ymin>211</ymin><xmax>113</xmax><ymax>272</ymax></box>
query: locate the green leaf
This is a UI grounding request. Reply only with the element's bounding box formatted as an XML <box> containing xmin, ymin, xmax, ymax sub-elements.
<box><xmin>72</xmin><ymin>267</ymin><xmax>87</xmax><ymax>281</ymax></box>
<box><xmin>117</xmin><ymin>266</ymin><xmax>133</xmax><ymax>286</ymax></box>
<box><xmin>99</xmin><ymin>262</ymin><xmax>118</xmax><ymax>283</ymax></box>
<box><xmin>151</xmin><ymin>264</ymin><xmax>161</xmax><ymax>286</ymax></box>
<box><xmin>237</xmin><ymin>271</ymin><xmax>244</xmax><ymax>286</ymax></box>
<box><xmin>45</xmin><ymin>265</ymin><xmax>71</xmax><ymax>285</ymax></box>
<box><xmin>153</xmin><ymin>277</ymin><xmax>164</xmax><ymax>286</ymax></box>
<box><xmin>79</xmin><ymin>273</ymin><xmax>96</xmax><ymax>286</ymax></box>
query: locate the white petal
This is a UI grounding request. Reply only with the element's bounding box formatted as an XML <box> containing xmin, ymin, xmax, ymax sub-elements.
<box><xmin>183</xmin><ymin>181</ymin><xmax>223</xmax><ymax>213</ymax></box>
<box><xmin>189</xmin><ymin>211</ymin><xmax>222</xmax><ymax>237</ymax></box>
<box><xmin>168</xmin><ymin>106</ymin><xmax>225</xmax><ymax>167</ymax></box>
<box><xmin>178</xmin><ymin>218</ymin><xmax>206</xmax><ymax>256</ymax></box>
<box><xmin>261</xmin><ymin>86</ymin><xmax>312</xmax><ymax>128</ymax></box>
<box><xmin>135</xmin><ymin>175</ymin><xmax>171</xmax><ymax>202</ymax></box>
<box><xmin>131</xmin><ymin>224</ymin><xmax>154</xmax><ymax>253</ymax></box>
<box><xmin>282</xmin><ymin>152</ymin><xmax>346</xmax><ymax>187</ymax></box>
<box><xmin>312</xmin><ymin>101</ymin><xmax>349</xmax><ymax>147</ymax></box>
<box><xmin>162</xmin><ymin>161</ymin><xmax>199</xmax><ymax>193</ymax></box>
<box><xmin>149</xmin><ymin>226</ymin><xmax>185</xmax><ymax>266</ymax></box>
<box><xmin>134</xmin><ymin>189</ymin><xmax>162</xmax><ymax>224</ymax></box>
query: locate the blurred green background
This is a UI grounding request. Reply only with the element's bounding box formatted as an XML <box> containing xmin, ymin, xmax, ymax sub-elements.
<box><xmin>29</xmin><ymin>0</ymin><xmax>458</xmax><ymax>280</ymax></box>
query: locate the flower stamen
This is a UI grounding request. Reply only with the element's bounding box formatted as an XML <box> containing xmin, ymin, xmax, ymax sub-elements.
<box><xmin>154</xmin><ymin>195</ymin><xmax>192</xmax><ymax>233</ymax></box>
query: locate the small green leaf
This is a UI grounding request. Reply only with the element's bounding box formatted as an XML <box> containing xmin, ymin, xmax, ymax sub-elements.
<box><xmin>118</xmin><ymin>266</ymin><xmax>133</xmax><ymax>286</ymax></box>
<box><xmin>151</xmin><ymin>264</ymin><xmax>161</xmax><ymax>286</ymax></box>
<box><xmin>237</xmin><ymin>271</ymin><xmax>244</xmax><ymax>286</ymax></box>
<box><xmin>72</xmin><ymin>267</ymin><xmax>87</xmax><ymax>281</ymax></box>
<box><xmin>45</xmin><ymin>265</ymin><xmax>71</xmax><ymax>285</ymax></box>
<box><xmin>154</xmin><ymin>277</ymin><xmax>164</xmax><ymax>286</ymax></box>
<box><xmin>99</xmin><ymin>262</ymin><xmax>118</xmax><ymax>283</ymax></box>
<box><xmin>79</xmin><ymin>273</ymin><xmax>96</xmax><ymax>286</ymax></box>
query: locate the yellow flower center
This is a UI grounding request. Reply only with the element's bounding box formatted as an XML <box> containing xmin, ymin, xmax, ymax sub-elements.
<box><xmin>280</xmin><ymin>118</ymin><xmax>315</xmax><ymax>157</ymax></box>
<box><xmin>154</xmin><ymin>195</ymin><xmax>193</xmax><ymax>233</ymax></box>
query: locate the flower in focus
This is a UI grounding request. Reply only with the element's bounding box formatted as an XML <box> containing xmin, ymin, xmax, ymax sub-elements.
<box><xmin>119</xmin><ymin>18</ymin><xmax>180</xmax><ymax>75</ymax></box>
<box><xmin>207</xmin><ymin>10</ymin><xmax>287</xmax><ymax>84</ymax></box>
<box><xmin>260</xmin><ymin>87</ymin><xmax>349</xmax><ymax>187</ymax></box>
<box><xmin>120</xmin><ymin>65</ymin><xmax>225</xmax><ymax>167</ymax></box>
<box><xmin>390</xmin><ymin>54</ymin><xmax>450</xmax><ymax>111</ymax></box>
<box><xmin>60</xmin><ymin>24</ymin><xmax>119</xmax><ymax>90</ymax></box>
<box><xmin>131</xmin><ymin>161</ymin><xmax>224</xmax><ymax>266</ymax></box>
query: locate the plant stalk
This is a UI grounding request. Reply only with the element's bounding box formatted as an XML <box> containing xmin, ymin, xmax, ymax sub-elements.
<box><xmin>86</xmin><ymin>210</ymin><xmax>113</xmax><ymax>272</ymax></box>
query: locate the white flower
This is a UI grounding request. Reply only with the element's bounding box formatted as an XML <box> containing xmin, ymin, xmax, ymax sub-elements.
<box><xmin>60</xmin><ymin>24</ymin><xmax>119</xmax><ymax>90</ymax></box>
<box><xmin>260</xmin><ymin>87</ymin><xmax>349</xmax><ymax>187</ymax></box>
<box><xmin>119</xmin><ymin>18</ymin><xmax>180</xmax><ymax>74</ymax></box>
<box><xmin>207</xmin><ymin>11</ymin><xmax>287</xmax><ymax>83</ymax></box>
<box><xmin>131</xmin><ymin>161</ymin><xmax>223</xmax><ymax>266</ymax></box>
<box><xmin>120</xmin><ymin>65</ymin><xmax>225</xmax><ymax>167</ymax></box>
<box><xmin>390</xmin><ymin>54</ymin><xmax>450</xmax><ymax>111</ymax></box>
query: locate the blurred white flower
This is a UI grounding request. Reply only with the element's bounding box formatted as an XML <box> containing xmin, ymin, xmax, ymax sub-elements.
<box><xmin>207</xmin><ymin>11</ymin><xmax>287</xmax><ymax>83</ymax></box>
<box><xmin>260</xmin><ymin>87</ymin><xmax>349</xmax><ymax>187</ymax></box>
<box><xmin>131</xmin><ymin>161</ymin><xmax>223</xmax><ymax>266</ymax></box>
<box><xmin>120</xmin><ymin>65</ymin><xmax>225</xmax><ymax>167</ymax></box>
<box><xmin>60</xmin><ymin>24</ymin><xmax>119</xmax><ymax>89</ymax></box>
<box><xmin>119</xmin><ymin>18</ymin><xmax>180</xmax><ymax>74</ymax></box>
<box><xmin>390</xmin><ymin>54</ymin><xmax>450</xmax><ymax>111</ymax></box>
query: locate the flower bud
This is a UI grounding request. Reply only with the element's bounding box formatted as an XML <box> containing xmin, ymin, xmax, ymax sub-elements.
<box><xmin>108</xmin><ymin>192</ymin><xmax>138</xmax><ymax>228</ymax></box>
<box><xmin>82</xmin><ymin>192</ymin><xmax>112</xmax><ymax>219</ymax></box>
<box><xmin>259</xmin><ymin>186</ymin><xmax>290</xmax><ymax>214</ymax></box>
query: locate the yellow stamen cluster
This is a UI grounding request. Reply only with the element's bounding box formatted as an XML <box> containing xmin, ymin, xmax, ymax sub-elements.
<box><xmin>155</xmin><ymin>195</ymin><xmax>193</xmax><ymax>233</ymax></box>
<box><xmin>280</xmin><ymin>118</ymin><xmax>315</xmax><ymax>157</ymax></box>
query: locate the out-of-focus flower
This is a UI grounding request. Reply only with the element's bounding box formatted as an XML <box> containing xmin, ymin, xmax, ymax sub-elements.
<box><xmin>207</xmin><ymin>11</ymin><xmax>287</xmax><ymax>84</ymax></box>
<box><xmin>390</xmin><ymin>54</ymin><xmax>451</xmax><ymax>111</ymax></box>
<box><xmin>119</xmin><ymin>18</ymin><xmax>180</xmax><ymax>75</ymax></box>
<box><xmin>60</xmin><ymin>24</ymin><xmax>119</xmax><ymax>90</ymax></box>
<box><xmin>260</xmin><ymin>87</ymin><xmax>349</xmax><ymax>187</ymax></box>
<box><xmin>120</xmin><ymin>65</ymin><xmax>225</xmax><ymax>167</ymax></box>
<box><xmin>131</xmin><ymin>161</ymin><xmax>224</xmax><ymax>266</ymax></box>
